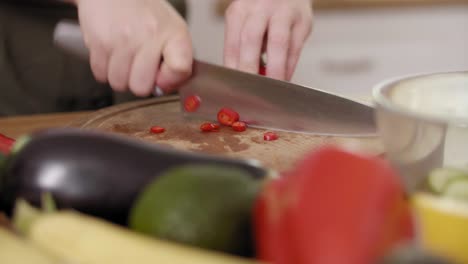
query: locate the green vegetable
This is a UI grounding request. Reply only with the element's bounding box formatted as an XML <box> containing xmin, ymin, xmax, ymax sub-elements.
<box><xmin>378</xmin><ymin>243</ymin><xmax>455</xmax><ymax>264</ymax></box>
<box><xmin>428</xmin><ymin>167</ymin><xmax>468</xmax><ymax>194</ymax></box>
<box><xmin>129</xmin><ymin>164</ymin><xmax>261</xmax><ymax>257</ymax></box>
<box><xmin>443</xmin><ymin>179</ymin><xmax>468</xmax><ymax>202</ymax></box>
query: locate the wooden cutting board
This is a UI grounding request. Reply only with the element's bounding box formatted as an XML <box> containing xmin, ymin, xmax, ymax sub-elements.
<box><xmin>69</xmin><ymin>95</ymin><xmax>383</xmax><ymax>172</ymax></box>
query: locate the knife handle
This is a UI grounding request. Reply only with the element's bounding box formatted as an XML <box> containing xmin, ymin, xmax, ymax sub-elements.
<box><xmin>53</xmin><ymin>19</ymin><xmax>89</xmax><ymax>60</ymax></box>
<box><xmin>53</xmin><ymin>19</ymin><xmax>164</xmax><ymax>97</ymax></box>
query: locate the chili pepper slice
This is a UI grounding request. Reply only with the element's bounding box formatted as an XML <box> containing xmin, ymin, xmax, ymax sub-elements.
<box><xmin>0</xmin><ymin>133</ymin><xmax>15</xmax><ymax>155</ymax></box>
<box><xmin>264</xmin><ymin>132</ymin><xmax>279</xmax><ymax>141</ymax></box>
<box><xmin>232</xmin><ymin>121</ymin><xmax>247</xmax><ymax>132</ymax></box>
<box><xmin>150</xmin><ymin>126</ymin><xmax>165</xmax><ymax>134</ymax></box>
<box><xmin>200</xmin><ymin>122</ymin><xmax>219</xmax><ymax>132</ymax></box>
<box><xmin>184</xmin><ymin>95</ymin><xmax>201</xmax><ymax>112</ymax></box>
<box><xmin>259</xmin><ymin>65</ymin><xmax>266</xmax><ymax>76</ymax></box>
<box><xmin>210</xmin><ymin>123</ymin><xmax>220</xmax><ymax>131</ymax></box>
<box><xmin>217</xmin><ymin>108</ymin><xmax>240</xmax><ymax>126</ymax></box>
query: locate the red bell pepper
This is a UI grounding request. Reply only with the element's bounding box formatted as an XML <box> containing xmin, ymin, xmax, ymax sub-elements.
<box><xmin>254</xmin><ymin>146</ymin><xmax>414</xmax><ymax>264</ymax></box>
<box><xmin>0</xmin><ymin>133</ymin><xmax>15</xmax><ymax>155</ymax></box>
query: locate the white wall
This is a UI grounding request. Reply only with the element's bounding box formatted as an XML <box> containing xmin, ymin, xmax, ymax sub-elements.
<box><xmin>187</xmin><ymin>1</ymin><xmax>468</xmax><ymax>100</ymax></box>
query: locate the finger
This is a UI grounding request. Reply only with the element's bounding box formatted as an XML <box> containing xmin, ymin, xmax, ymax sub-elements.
<box><xmin>128</xmin><ymin>42</ymin><xmax>162</xmax><ymax>97</ymax></box>
<box><xmin>107</xmin><ymin>45</ymin><xmax>136</xmax><ymax>92</ymax></box>
<box><xmin>89</xmin><ymin>44</ymin><xmax>109</xmax><ymax>83</ymax></box>
<box><xmin>224</xmin><ymin>2</ymin><xmax>249</xmax><ymax>69</ymax></box>
<box><xmin>238</xmin><ymin>14</ymin><xmax>269</xmax><ymax>74</ymax></box>
<box><xmin>266</xmin><ymin>14</ymin><xmax>294</xmax><ymax>80</ymax></box>
<box><xmin>286</xmin><ymin>18</ymin><xmax>312</xmax><ymax>81</ymax></box>
<box><xmin>156</xmin><ymin>33</ymin><xmax>193</xmax><ymax>93</ymax></box>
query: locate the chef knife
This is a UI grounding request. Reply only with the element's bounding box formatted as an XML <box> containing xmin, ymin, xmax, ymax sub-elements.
<box><xmin>53</xmin><ymin>20</ymin><xmax>377</xmax><ymax>137</ymax></box>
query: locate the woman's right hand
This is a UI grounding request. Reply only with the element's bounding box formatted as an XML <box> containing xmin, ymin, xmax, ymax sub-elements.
<box><xmin>69</xmin><ymin>0</ymin><xmax>194</xmax><ymax>97</ymax></box>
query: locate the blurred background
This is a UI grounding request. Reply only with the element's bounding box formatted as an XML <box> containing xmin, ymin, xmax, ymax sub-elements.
<box><xmin>188</xmin><ymin>0</ymin><xmax>468</xmax><ymax>100</ymax></box>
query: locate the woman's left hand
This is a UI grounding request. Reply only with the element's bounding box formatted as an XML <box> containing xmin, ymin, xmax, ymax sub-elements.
<box><xmin>223</xmin><ymin>0</ymin><xmax>313</xmax><ymax>81</ymax></box>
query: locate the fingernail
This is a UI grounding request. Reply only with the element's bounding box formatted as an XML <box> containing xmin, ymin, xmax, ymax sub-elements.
<box><xmin>153</xmin><ymin>86</ymin><xmax>165</xmax><ymax>97</ymax></box>
<box><xmin>261</xmin><ymin>52</ymin><xmax>267</xmax><ymax>65</ymax></box>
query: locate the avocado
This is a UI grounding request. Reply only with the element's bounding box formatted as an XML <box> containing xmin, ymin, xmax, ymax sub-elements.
<box><xmin>129</xmin><ymin>164</ymin><xmax>262</xmax><ymax>257</ymax></box>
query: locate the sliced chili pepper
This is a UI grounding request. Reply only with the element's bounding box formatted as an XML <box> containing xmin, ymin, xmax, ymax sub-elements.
<box><xmin>200</xmin><ymin>122</ymin><xmax>219</xmax><ymax>132</ymax></box>
<box><xmin>0</xmin><ymin>133</ymin><xmax>15</xmax><ymax>155</ymax></box>
<box><xmin>259</xmin><ymin>65</ymin><xmax>266</xmax><ymax>76</ymax></box>
<box><xmin>263</xmin><ymin>132</ymin><xmax>279</xmax><ymax>141</ymax></box>
<box><xmin>183</xmin><ymin>95</ymin><xmax>201</xmax><ymax>112</ymax></box>
<box><xmin>149</xmin><ymin>126</ymin><xmax>165</xmax><ymax>134</ymax></box>
<box><xmin>217</xmin><ymin>108</ymin><xmax>240</xmax><ymax>126</ymax></box>
<box><xmin>210</xmin><ymin>123</ymin><xmax>220</xmax><ymax>131</ymax></box>
<box><xmin>232</xmin><ymin>121</ymin><xmax>247</xmax><ymax>132</ymax></box>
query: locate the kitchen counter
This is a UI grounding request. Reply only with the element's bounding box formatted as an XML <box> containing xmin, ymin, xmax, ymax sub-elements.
<box><xmin>0</xmin><ymin>111</ymin><xmax>89</xmax><ymax>139</ymax></box>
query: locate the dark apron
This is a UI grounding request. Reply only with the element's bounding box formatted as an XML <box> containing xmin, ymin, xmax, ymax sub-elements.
<box><xmin>0</xmin><ymin>0</ymin><xmax>186</xmax><ymax>117</ymax></box>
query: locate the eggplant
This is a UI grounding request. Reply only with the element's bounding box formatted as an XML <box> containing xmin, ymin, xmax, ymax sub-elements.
<box><xmin>0</xmin><ymin>128</ymin><xmax>267</xmax><ymax>225</ymax></box>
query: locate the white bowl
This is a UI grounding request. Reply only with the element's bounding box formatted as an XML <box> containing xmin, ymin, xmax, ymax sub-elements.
<box><xmin>373</xmin><ymin>71</ymin><xmax>468</xmax><ymax>192</ymax></box>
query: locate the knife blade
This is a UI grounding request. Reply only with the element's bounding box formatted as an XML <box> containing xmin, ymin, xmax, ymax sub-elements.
<box><xmin>53</xmin><ymin>20</ymin><xmax>377</xmax><ymax>137</ymax></box>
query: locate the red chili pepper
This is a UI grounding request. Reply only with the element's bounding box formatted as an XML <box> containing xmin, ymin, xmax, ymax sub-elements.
<box><xmin>259</xmin><ymin>54</ymin><xmax>267</xmax><ymax>76</ymax></box>
<box><xmin>0</xmin><ymin>133</ymin><xmax>15</xmax><ymax>155</ymax></box>
<box><xmin>210</xmin><ymin>123</ymin><xmax>220</xmax><ymax>131</ymax></box>
<box><xmin>217</xmin><ymin>108</ymin><xmax>239</xmax><ymax>126</ymax></box>
<box><xmin>149</xmin><ymin>126</ymin><xmax>165</xmax><ymax>134</ymax></box>
<box><xmin>183</xmin><ymin>95</ymin><xmax>201</xmax><ymax>112</ymax></box>
<box><xmin>200</xmin><ymin>122</ymin><xmax>219</xmax><ymax>132</ymax></box>
<box><xmin>259</xmin><ymin>65</ymin><xmax>266</xmax><ymax>76</ymax></box>
<box><xmin>231</xmin><ymin>121</ymin><xmax>247</xmax><ymax>132</ymax></box>
<box><xmin>263</xmin><ymin>132</ymin><xmax>279</xmax><ymax>141</ymax></box>
<box><xmin>254</xmin><ymin>146</ymin><xmax>414</xmax><ymax>264</ymax></box>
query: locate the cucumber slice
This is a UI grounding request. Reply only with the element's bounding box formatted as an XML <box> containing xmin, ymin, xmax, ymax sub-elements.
<box><xmin>378</xmin><ymin>243</ymin><xmax>455</xmax><ymax>264</ymax></box>
<box><xmin>428</xmin><ymin>167</ymin><xmax>468</xmax><ymax>194</ymax></box>
<box><xmin>443</xmin><ymin>179</ymin><xmax>468</xmax><ymax>203</ymax></box>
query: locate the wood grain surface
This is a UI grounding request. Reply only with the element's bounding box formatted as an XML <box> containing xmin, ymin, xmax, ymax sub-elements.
<box><xmin>0</xmin><ymin>111</ymin><xmax>91</xmax><ymax>139</ymax></box>
<box><xmin>69</xmin><ymin>95</ymin><xmax>383</xmax><ymax>172</ymax></box>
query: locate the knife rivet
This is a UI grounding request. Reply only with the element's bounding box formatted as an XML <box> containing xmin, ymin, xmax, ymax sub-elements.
<box><xmin>153</xmin><ymin>86</ymin><xmax>165</xmax><ymax>97</ymax></box>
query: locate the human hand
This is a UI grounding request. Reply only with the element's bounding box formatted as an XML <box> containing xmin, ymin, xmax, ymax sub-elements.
<box><xmin>224</xmin><ymin>0</ymin><xmax>313</xmax><ymax>81</ymax></box>
<box><xmin>71</xmin><ymin>0</ymin><xmax>193</xmax><ymax>97</ymax></box>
